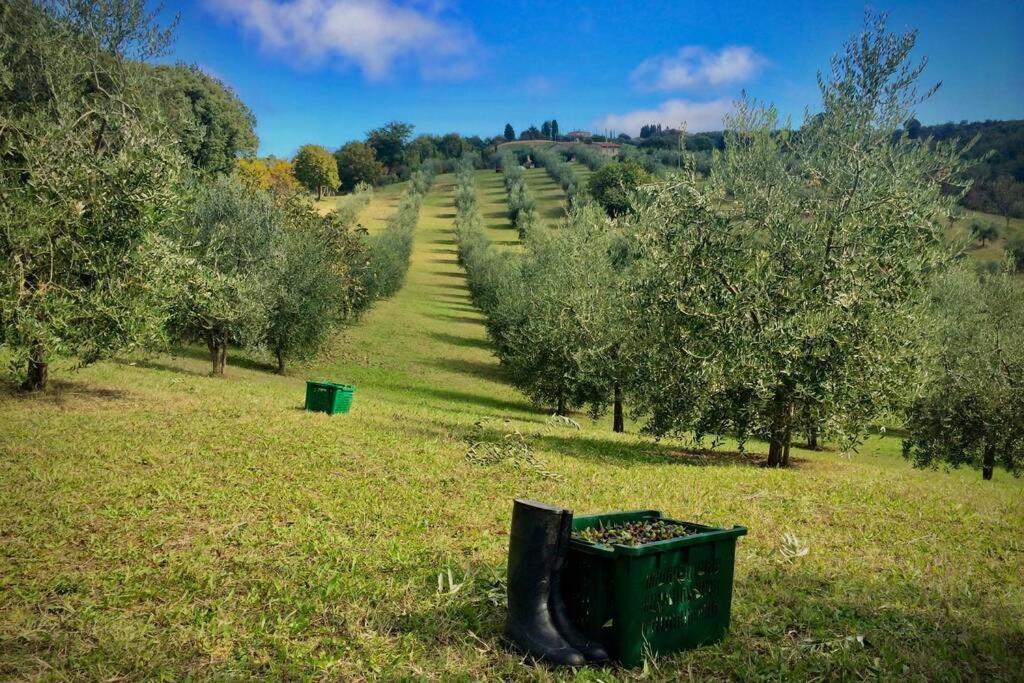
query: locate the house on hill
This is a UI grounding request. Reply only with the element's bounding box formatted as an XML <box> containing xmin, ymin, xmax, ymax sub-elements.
<box><xmin>567</xmin><ymin>130</ymin><xmax>592</xmax><ymax>141</ymax></box>
<box><xmin>594</xmin><ymin>141</ymin><xmax>621</xmax><ymax>156</ymax></box>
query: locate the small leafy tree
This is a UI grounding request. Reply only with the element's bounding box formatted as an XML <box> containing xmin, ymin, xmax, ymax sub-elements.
<box><xmin>235</xmin><ymin>157</ymin><xmax>301</xmax><ymax>195</ymax></box>
<box><xmin>970</xmin><ymin>219</ymin><xmax>1000</xmax><ymax>246</ymax></box>
<box><xmin>334</xmin><ymin>141</ymin><xmax>384</xmax><ymax>191</ymax></box>
<box><xmin>587</xmin><ymin>160</ymin><xmax>652</xmax><ymax>216</ymax></box>
<box><xmin>0</xmin><ymin>0</ymin><xmax>184</xmax><ymax>391</ymax></box>
<box><xmin>1005</xmin><ymin>234</ymin><xmax>1024</xmax><ymax>272</ymax></box>
<box><xmin>168</xmin><ymin>177</ymin><xmax>278</xmax><ymax>375</ymax></box>
<box><xmin>623</xmin><ymin>14</ymin><xmax>969</xmax><ymax>466</ymax></box>
<box><xmin>903</xmin><ymin>266</ymin><xmax>1024</xmax><ymax>480</ymax></box>
<box><xmin>293</xmin><ymin>144</ymin><xmax>339</xmax><ymax>200</ymax></box>
<box><xmin>265</xmin><ymin>229</ymin><xmax>345</xmax><ymax>374</ymax></box>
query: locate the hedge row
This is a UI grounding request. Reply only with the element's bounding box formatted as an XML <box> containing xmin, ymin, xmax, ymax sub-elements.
<box><xmin>363</xmin><ymin>167</ymin><xmax>436</xmax><ymax>299</ymax></box>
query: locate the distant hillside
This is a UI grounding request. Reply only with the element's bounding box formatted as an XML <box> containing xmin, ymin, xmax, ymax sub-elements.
<box><xmin>912</xmin><ymin>119</ymin><xmax>1024</xmax><ymax>220</ymax></box>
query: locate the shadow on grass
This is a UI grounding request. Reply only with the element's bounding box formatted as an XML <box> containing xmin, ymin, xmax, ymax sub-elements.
<box><xmin>533</xmin><ymin>431</ymin><xmax>770</xmax><ymax>468</ymax></box>
<box><xmin>428</xmin><ymin>331</ymin><xmax>493</xmax><ymax>351</ymax></box>
<box><xmin>439</xmin><ymin>302</ymin><xmax>480</xmax><ymax>314</ymax></box>
<box><xmin>435</xmin><ymin>293</ymin><xmax>473</xmax><ymax>305</ymax></box>
<box><xmin>397</xmin><ymin>384</ymin><xmax>536</xmax><ymax>415</ymax></box>
<box><xmin>114</xmin><ymin>357</ymin><xmax>196</xmax><ymax>377</ymax></box>
<box><xmin>429</xmin><ymin>238</ymin><xmax>456</xmax><ymax>246</ymax></box>
<box><xmin>437</xmin><ymin>212</ymin><xmax>456</xmax><ymax>219</ymax></box>
<box><xmin>429</xmin><ymin>356</ymin><xmax>506</xmax><ymax>382</ymax></box>
<box><xmin>0</xmin><ymin>378</ymin><xmax>129</xmax><ymax>403</ymax></box>
<box><xmin>430</xmin><ymin>282</ymin><xmax>471</xmax><ymax>292</ymax></box>
<box><xmin>172</xmin><ymin>345</ymin><xmax>278</xmax><ymax>374</ymax></box>
<box><xmin>431</xmin><ymin>270</ymin><xmax>468</xmax><ymax>279</ymax></box>
<box><xmin>432</xmin><ymin>257</ymin><xmax>461</xmax><ymax>266</ymax></box>
<box><xmin>425</xmin><ymin>312</ymin><xmax>484</xmax><ymax>325</ymax></box>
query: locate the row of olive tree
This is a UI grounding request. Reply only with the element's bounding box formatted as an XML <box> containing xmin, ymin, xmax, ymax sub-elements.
<box><xmin>362</xmin><ymin>167</ymin><xmax>436</xmax><ymax>300</ymax></box>
<box><xmin>498</xmin><ymin>153</ymin><xmax>540</xmax><ymax>238</ymax></box>
<box><xmin>567</xmin><ymin>144</ymin><xmax>609</xmax><ymax>172</ymax></box>
<box><xmin>902</xmin><ymin>264</ymin><xmax>1024</xmax><ymax>479</ymax></box>
<box><xmin>455</xmin><ymin>15</ymin><xmax>1018</xmax><ymax>478</ymax></box>
<box><xmin>454</xmin><ymin>161</ymin><xmax>628</xmax><ymax>422</ymax></box>
<box><xmin>530</xmin><ymin>146</ymin><xmax>581</xmax><ymax>205</ymax></box>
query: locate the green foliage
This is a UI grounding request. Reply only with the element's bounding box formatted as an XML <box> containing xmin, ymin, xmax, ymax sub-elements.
<box><xmin>166</xmin><ymin>176</ymin><xmax>279</xmax><ymax>374</ymax></box>
<box><xmin>293</xmin><ymin>144</ymin><xmax>339</xmax><ymax>199</ymax></box>
<box><xmin>264</xmin><ymin>228</ymin><xmax>346</xmax><ymax>374</ymax></box>
<box><xmin>150</xmin><ymin>63</ymin><xmax>258</xmax><ymax>175</ymax></box>
<box><xmin>1005</xmin><ymin>234</ymin><xmax>1024</xmax><ymax>272</ymax></box>
<box><xmin>531</xmin><ymin>146</ymin><xmax>580</xmax><ymax>204</ymax></box>
<box><xmin>970</xmin><ymin>219</ymin><xmax>1000</xmax><ymax>245</ymax></box>
<box><xmin>334</xmin><ymin>141</ymin><xmax>385</xmax><ymax>191</ymax></box>
<box><xmin>503</xmin><ymin>123</ymin><xmax>515</xmax><ymax>141</ymax></box>
<box><xmin>330</xmin><ymin>182</ymin><xmax>374</xmax><ymax>231</ymax></box>
<box><xmin>587</xmin><ymin>160</ymin><xmax>652</xmax><ymax>216</ymax></box>
<box><xmin>903</xmin><ymin>266</ymin><xmax>1024</xmax><ymax>479</ymax></box>
<box><xmin>367</xmin><ymin>121</ymin><xmax>415</xmax><ymax>171</ymax></box>
<box><xmin>438</xmin><ymin>133</ymin><xmax>465</xmax><ymax>159</ymax></box>
<box><xmin>363</xmin><ymin>168</ymin><xmax>435</xmax><ymax>299</ymax></box>
<box><xmin>569</xmin><ymin>143</ymin><xmax>608</xmax><ymax>171</ymax></box>
<box><xmin>499</xmin><ymin>158</ymin><xmax>539</xmax><ymax>238</ymax></box>
<box><xmin>454</xmin><ymin>160</ymin><xmax>624</xmax><ymax>416</ymax></box>
<box><xmin>0</xmin><ymin>0</ymin><xmax>185</xmax><ymax>390</ymax></box>
<box><xmin>623</xmin><ymin>14</ymin><xmax>969</xmax><ymax>466</ymax></box>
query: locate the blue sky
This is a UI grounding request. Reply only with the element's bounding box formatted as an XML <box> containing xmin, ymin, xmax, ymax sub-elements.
<box><xmin>160</xmin><ymin>0</ymin><xmax>1024</xmax><ymax>158</ymax></box>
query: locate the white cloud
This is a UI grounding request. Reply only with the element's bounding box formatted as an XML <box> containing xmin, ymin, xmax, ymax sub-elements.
<box><xmin>204</xmin><ymin>0</ymin><xmax>480</xmax><ymax>81</ymax></box>
<box><xmin>595</xmin><ymin>98</ymin><xmax>732</xmax><ymax>137</ymax></box>
<box><xmin>631</xmin><ymin>46</ymin><xmax>764</xmax><ymax>92</ymax></box>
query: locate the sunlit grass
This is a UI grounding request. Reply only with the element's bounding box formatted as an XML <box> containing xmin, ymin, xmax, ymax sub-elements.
<box><xmin>1</xmin><ymin>174</ymin><xmax>1021</xmax><ymax>680</ymax></box>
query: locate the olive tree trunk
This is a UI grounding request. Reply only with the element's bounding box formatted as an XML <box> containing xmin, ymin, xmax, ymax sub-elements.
<box><xmin>767</xmin><ymin>396</ymin><xmax>795</xmax><ymax>467</ymax></box>
<box><xmin>206</xmin><ymin>332</ymin><xmax>227</xmax><ymax>376</ymax></box>
<box><xmin>556</xmin><ymin>395</ymin><xmax>567</xmax><ymax>416</ymax></box>
<box><xmin>983</xmin><ymin>444</ymin><xmax>996</xmax><ymax>481</ymax></box>
<box><xmin>22</xmin><ymin>344</ymin><xmax>48</xmax><ymax>392</ymax></box>
<box><xmin>613</xmin><ymin>382</ymin><xmax>624</xmax><ymax>433</ymax></box>
<box><xmin>276</xmin><ymin>350</ymin><xmax>286</xmax><ymax>375</ymax></box>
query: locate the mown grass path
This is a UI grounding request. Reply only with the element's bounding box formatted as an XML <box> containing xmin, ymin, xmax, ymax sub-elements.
<box><xmin>1</xmin><ymin>175</ymin><xmax>1022</xmax><ymax>680</ymax></box>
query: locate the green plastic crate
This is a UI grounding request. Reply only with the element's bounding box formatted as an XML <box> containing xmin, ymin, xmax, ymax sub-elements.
<box><xmin>304</xmin><ymin>381</ymin><xmax>355</xmax><ymax>415</ymax></box>
<box><xmin>562</xmin><ymin>509</ymin><xmax>747</xmax><ymax>667</ymax></box>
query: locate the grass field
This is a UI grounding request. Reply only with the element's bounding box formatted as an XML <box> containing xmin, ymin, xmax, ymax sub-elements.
<box><xmin>1</xmin><ymin>174</ymin><xmax>1022</xmax><ymax>680</ymax></box>
<box><xmin>314</xmin><ymin>183</ymin><xmax>406</xmax><ymax>233</ymax></box>
<box><xmin>951</xmin><ymin>209</ymin><xmax>1024</xmax><ymax>264</ymax></box>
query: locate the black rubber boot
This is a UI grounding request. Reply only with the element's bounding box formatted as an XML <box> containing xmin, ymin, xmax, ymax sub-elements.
<box><xmin>550</xmin><ymin>509</ymin><xmax>610</xmax><ymax>663</ymax></box>
<box><xmin>505</xmin><ymin>499</ymin><xmax>586</xmax><ymax>666</ymax></box>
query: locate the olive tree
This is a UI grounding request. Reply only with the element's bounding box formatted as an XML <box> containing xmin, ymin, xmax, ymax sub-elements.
<box><xmin>0</xmin><ymin>0</ymin><xmax>184</xmax><ymax>391</ymax></box>
<box><xmin>168</xmin><ymin>176</ymin><xmax>278</xmax><ymax>375</ymax></box>
<box><xmin>264</xmin><ymin>229</ymin><xmax>345</xmax><ymax>374</ymax></box>
<box><xmin>903</xmin><ymin>265</ymin><xmax>1024</xmax><ymax>480</ymax></box>
<box><xmin>587</xmin><ymin>160</ymin><xmax>652</xmax><ymax>217</ymax></box>
<box><xmin>624</xmin><ymin>14</ymin><xmax>969</xmax><ymax>465</ymax></box>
